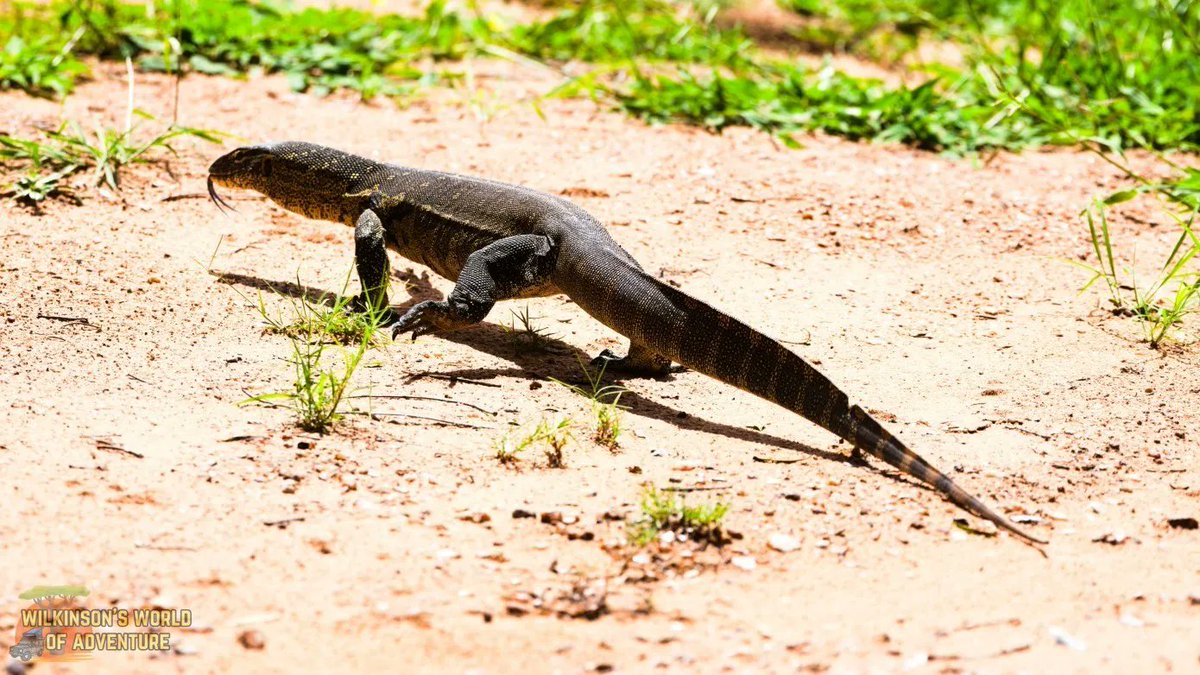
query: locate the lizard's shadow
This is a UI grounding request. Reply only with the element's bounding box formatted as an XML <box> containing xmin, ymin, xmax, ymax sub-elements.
<box><xmin>216</xmin><ymin>269</ymin><xmax>852</xmax><ymax>466</ymax></box>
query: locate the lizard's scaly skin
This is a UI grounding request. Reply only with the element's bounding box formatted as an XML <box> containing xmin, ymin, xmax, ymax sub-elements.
<box><xmin>209</xmin><ymin>141</ymin><xmax>1045</xmax><ymax>545</ymax></box>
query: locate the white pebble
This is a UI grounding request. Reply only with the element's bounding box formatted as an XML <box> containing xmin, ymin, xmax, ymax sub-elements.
<box><xmin>768</xmin><ymin>533</ymin><xmax>799</xmax><ymax>552</ymax></box>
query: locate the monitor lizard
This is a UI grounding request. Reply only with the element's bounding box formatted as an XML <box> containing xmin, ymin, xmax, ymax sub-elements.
<box><xmin>208</xmin><ymin>141</ymin><xmax>1045</xmax><ymax>545</ymax></box>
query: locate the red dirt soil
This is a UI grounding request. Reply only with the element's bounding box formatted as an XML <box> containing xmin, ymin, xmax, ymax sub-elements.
<box><xmin>1</xmin><ymin>27</ymin><xmax>1198</xmax><ymax>675</ymax></box>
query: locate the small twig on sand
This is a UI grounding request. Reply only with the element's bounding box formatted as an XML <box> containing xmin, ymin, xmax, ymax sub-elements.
<box><xmin>404</xmin><ymin>372</ymin><xmax>502</xmax><ymax>388</ymax></box>
<box><xmin>263</xmin><ymin>517</ymin><xmax>305</xmax><ymax>529</ymax></box>
<box><xmin>753</xmin><ymin>455</ymin><xmax>804</xmax><ymax>464</ymax></box>
<box><xmin>668</xmin><ymin>486</ymin><xmax>729</xmax><ymax>493</ymax></box>
<box><xmin>94</xmin><ymin>438</ymin><xmax>143</xmax><ymax>458</ymax></box>
<box><xmin>38</xmin><ymin>313</ymin><xmax>99</xmax><ymax>331</ymax></box>
<box><xmin>346</xmin><ymin>394</ymin><xmax>496</xmax><ymax>416</ymax></box>
<box><xmin>368</xmin><ymin>412</ymin><xmax>492</xmax><ymax>429</ymax></box>
<box><xmin>221</xmin><ymin>435</ymin><xmax>263</xmax><ymax>443</ymax></box>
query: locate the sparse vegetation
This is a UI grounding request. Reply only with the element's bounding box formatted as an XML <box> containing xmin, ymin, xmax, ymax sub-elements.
<box><xmin>592</xmin><ymin>394</ymin><xmax>623</xmax><ymax>451</ymax></box>
<box><xmin>551</xmin><ymin>360</ymin><xmax>629</xmax><ymax>451</ymax></box>
<box><xmin>4</xmin><ymin>1</ymin><xmax>1198</xmax><ymax>660</ymax></box>
<box><xmin>540</xmin><ymin>418</ymin><xmax>573</xmax><ymax>468</ymax></box>
<box><xmin>1071</xmin><ymin>177</ymin><xmax>1200</xmax><ymax>347</ymax></box>
<box><xmin>242</xmin><ymin>272</ymin><xmax>392</xmax><ymax>433</ymax></box>
<box><xmin>0</xmin><ymin>31</ymin><xmax>87</xmax><ymax>97</ymax></box>
<box><xmin>260</xmin><ymin>290</ymin><xmax>391</xmax><ymax>346</ymax></box>
<box><xmin>1</xmin><ymin>0</ymin><xmax>485</xmax><ymax>99</ymax></box>
<box><xmin>0</xmin><ymin>115</ymin><xmax>221</xmax><ymax>204</ymax></box>
<box><xmin>628</xmin><ymin>485</ymin><xmax>729</xmax><ymax>547</ymax></box>
<box><xmin>774</xmin><ymin>0</ymin><xmax>1199</xmax><ymax>343</ymax></box>
<box><xmin>0</xmin><ymin>56</ymin><xmax>220</xmax><ymax>204</ymax></box>
<box><xmin>495</xmin><ymin>417</ymin><xmax>574</xmax><ymax>467</ymax></box>
<box><xmin>0</xmin><ymin>0</ymin><xmax>1191</xmax><ymax>155</ymax></box>
<box><xmin>500</xmin><ymin>305</ymin><xmax>559</xmax><ymax>353</ymax></box>
<box><xmin>245</xmin><ymin>322</ymin><xmax>371</xmax><ymax>433</ymax></box>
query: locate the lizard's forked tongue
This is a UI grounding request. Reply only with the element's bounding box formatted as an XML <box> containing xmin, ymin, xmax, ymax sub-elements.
<box><xmin>207</xmin><ymin>176</ymin><xmax>235</xmax><ymax>214</ymax></box>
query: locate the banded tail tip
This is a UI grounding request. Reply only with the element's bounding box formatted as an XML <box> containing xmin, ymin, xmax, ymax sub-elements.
<box><xmin>845</xmin><ymin>406</ymin><xmax>1048</xmax><ymax>547</ymax></box>
<box><xmin>968</xmin><ymin>506</ymin><xmax>1048</xmax><ymax>546</ymax></box>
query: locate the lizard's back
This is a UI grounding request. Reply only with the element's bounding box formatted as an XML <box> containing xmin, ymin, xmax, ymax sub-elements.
<box><xmin>372</xmin><ymin>164</ymin><xmax>636</xmax><ymax>286</ymax></box>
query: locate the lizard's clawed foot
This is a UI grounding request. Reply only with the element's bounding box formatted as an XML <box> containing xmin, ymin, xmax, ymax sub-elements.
<box><xmin>590</xmin><ymin>349</ymin><xmax>624</xmax><ymax>369</ymax></box>
<box><xmin>390</xmin><ymin>300</ymin><xmax>463</xmax><ymax>341</ymax></box>
<box><xmin>590</xmin><ymin>349</ymin><xmax>672</xmax><ymax>378</ymax></box>
<box><xmin>847</xmin><ymin>445</ymin><xmax>869</xmax><ymax>467</ymax></box>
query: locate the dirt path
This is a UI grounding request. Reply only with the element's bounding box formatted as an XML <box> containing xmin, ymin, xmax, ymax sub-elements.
<box><xmin>1</xmin><ymin>55</ymin><xmax>1197</xmax><ymax>673</ymax></box>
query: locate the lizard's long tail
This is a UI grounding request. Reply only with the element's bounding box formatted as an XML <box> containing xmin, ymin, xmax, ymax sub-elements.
<box><xmin>560</xmin><ymin>255</ymin><xmax>1044</xmax><ymax>544</ymax></box>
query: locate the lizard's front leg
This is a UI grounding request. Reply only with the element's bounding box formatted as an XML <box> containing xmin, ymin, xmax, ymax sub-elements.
<box><xmin>391</xmin><ymin>234</ymin><xmax>556</xmax><ymax>340</ymax></box>
<box><xmin>352</xmin><ymin>208</ymin><xmax>393</xmax><ymax>320</ymax></box>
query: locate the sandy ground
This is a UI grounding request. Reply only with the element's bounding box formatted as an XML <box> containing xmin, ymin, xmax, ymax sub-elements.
<box><xmin>1</xmin><ymin>33</ymin><xmax>1198</xmax><ymax>675</ymax></box>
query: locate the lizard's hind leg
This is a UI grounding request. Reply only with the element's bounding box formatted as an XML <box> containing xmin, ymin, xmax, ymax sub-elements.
<box><xmin>592</xmin><ymin>342</ymin><xmax>672</xmax><ymax>378</ymax></box>
<box><xmin>391</xmin><ymin>234</ymin><xmax>557</xmax><ymax>340</ymax></box>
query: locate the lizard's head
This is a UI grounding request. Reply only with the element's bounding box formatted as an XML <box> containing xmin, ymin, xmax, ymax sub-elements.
<box><xmin>207</xmin><ymin>141</ymin><xmax>372</xmax><ymax>223</ymax></box>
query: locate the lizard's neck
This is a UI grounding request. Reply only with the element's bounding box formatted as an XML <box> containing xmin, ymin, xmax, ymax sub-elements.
<box><xmin>259</xmin><ymin>147</ymin><xmax>385</xmax><ymax>225</ymax></box>
<box><xmin>269</xmin><ymin>191</ymin><xmax>364</xmax><ymax>226</ymax></box>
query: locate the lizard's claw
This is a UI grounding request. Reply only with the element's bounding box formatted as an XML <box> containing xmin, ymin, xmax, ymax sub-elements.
<box><xmin>349</xmin><ymin>293</ymin><xmax>395</xmax><ymax>324</ymax></box>
<box><xmin>589</xmin><ymin>349</ymin><xmax>623</xmax><ymax>368</ymax></box>
<box><xmin>590</xmin><ymin>348</ymin><xmax>673</xmax><ymax>378</ymax></box>
<box><xmin>390</xmin><ymin>300</ymin><xmax>456</xmax><ymax>341</ymax></box>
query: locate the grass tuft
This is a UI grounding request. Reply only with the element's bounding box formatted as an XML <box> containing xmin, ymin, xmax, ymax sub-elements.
<box><xmin>0</xmin><ymin>114</ymin><xmax>220</xmax><ymax>204</ymax></box>
<box><xmin>500</xmin><ymin>304</ymin><xmax>559</xmax><ymax>354</ymax></box>
<box><xmin>1071</xmin><ymin>185</ymin><xmax>1199</xmax><ymax>347</ymax></box>
<box><xmin>628</xmin><ymin>485</ymin><xmax>729</xmax><ymax>547</ymax></box>
<box><xmin>495</xmin><ymin>417</ymin><xmax>574</xmax><ymax>467</ymax></box>
<box><xmin>261</xmin><ymin>292</ymin><xmax>389</xmax><ymax>346</ymax></box>
<box><xmin>551</xmin><ymin>359</ymin><xmax>629</xmax><ymax>451</ymax></box>
<box><xmin>241</xmin><ymin>270</ymin><xmax>392</xmax><ymax>433</ymax></box>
